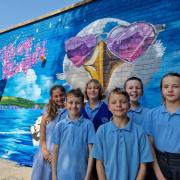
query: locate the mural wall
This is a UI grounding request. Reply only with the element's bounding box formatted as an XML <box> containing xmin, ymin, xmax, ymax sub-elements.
<box><xmin>0</xmin><ymin>0</ymin><xmax>179</xmax><ymax>166</ymax></box>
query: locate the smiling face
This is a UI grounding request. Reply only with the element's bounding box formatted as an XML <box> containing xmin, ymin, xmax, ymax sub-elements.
<box><xmin>86</xmin><ymin>81</ymin><xmax>101</xmax><ymax>101</ymax></box>
<box><xmin>161</xmin><ymin>76</ymin><xmax>180</xmax><ymax>104</ymax></box>
<box><xmin>51</xmin><ymin>88</ymin><xmax>66</xmax><ymax>108</ymax></box>
<box><xmin>125</xmin><ymin>79</ymin><xmax>143</xmax><ymax>103</ymax></box>
<box><xmin>108</xmin><ymin>93</ymin><xmax>130</xmax><ymax>118</ymax></box>
<box><xmin>66</xmin><ymin>94</ymin><xmax>83</xmax><ymax>119</ymax></box>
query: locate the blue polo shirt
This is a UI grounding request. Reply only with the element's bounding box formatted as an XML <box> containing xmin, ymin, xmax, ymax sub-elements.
<box><xmin>128</xmin><ymin>106</ymin><xmax>150</xmax><ymax>128</ymax></box>
<box><xmin>91</xmin><ymin>119</ymin><xmax>153</xmax><ymax>180</ymax></box>
<box><xmin>41</xmin><ymin>107</ymin><xmax>67</xmax><ymax>121</ymax></box>
<box><xmin>53</xmin><ymin>115</ymin><xmax>95</xmax><ymax>180</ymax></box>
<box><xmin>58</xmin><ymin>108</ymin><xmax>68</xmax><ymax>121</ymax></box>
<box><xmin>84</xmin><ymin>101</ymin><xmax>103</xmax><ymax>120</ymax></box>
<box><xmin>145</xmin><ymin>105</ymin><xmax>180</xmax><ymax>153</ymax></box>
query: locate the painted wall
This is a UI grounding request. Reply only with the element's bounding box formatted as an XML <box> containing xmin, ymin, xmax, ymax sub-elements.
<box><xmin>0</xmin><ymin>0</ymin><xmax>179</xmax><ymax>166</ymax></box>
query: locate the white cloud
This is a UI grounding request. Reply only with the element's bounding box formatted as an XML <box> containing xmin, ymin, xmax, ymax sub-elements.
<box><xmin>40</xmin><ymin>75</ymin><xmax>53</xmax><ymax>89</ymax></box>
<box><xmin>32</xmin><ymin>84</ymin><xmax>41</xmax><ymax>99</ymax></box>
<box><xmin>12</xmin><ymin>69</ymin><xmax>42</xmax><ymax>101</ymax></box>
<box><xmin>26</xmin><ymin>69</ymin><xmax>37</xmax><ymax>82</ymax></box>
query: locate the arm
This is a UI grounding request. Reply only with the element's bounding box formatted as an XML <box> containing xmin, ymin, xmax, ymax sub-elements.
<box><xmin>149</xmin><ymin>136</ymin><xmax>166</xmax><ymax>180</ymax></box>
<box><xmin>136</xmin><ymin>163</ymin><xmax>146</xmax><ymax>180</ymax></box>
<box><xmin>40</xmin><ymin>116</ymin><xmax>52</xmax><ymax>163</ymax></box>
<box><xmin>96</xmin><ymin>160</ymin><xmax>106</xmax><ymax>180</ymax></box>
<box><xmin>52</xmin><ymin>144</ymin><xmax>59</xmax><ymax>180</ymax></box>
<box><xmin>84</xmin><ymin>144</ymin><xmax>94</xmax><ymax>180</ymax></box>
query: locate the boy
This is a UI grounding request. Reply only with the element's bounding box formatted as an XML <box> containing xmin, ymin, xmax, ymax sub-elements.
<box><xmin>91</xmin><ymin>88</ymin><xmax>153</xmax><ymax>180</ymax></box>
<box><xmin>52</xmin><ymin>89</ymin><xmax>95</xmax><ymax>180</ymax></box>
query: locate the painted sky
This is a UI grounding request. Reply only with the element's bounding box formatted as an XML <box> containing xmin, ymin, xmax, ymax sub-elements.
<box><xmin>0</xmin><ymin>0</ymin><xmax>81</xmax><ymax>30</ymax></box>
<box><xmin>0</xmin><ymin>0</ymin><xmax>179</xmax><ymax>106</ymax></box>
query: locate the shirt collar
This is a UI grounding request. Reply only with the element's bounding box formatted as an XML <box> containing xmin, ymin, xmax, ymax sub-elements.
<box><xmin>109</xmin><ymin>118</ymin><xmax>132</xmax><ymax>132</ymax></box>
<box><xmin>161</xmin><ymin>104</ymin><xmax>180</xmax><ymax>114</ymax></box>
<box><xmin>161</xmin><ymin>104</ymin><xmax>166</xmax><ymax>113</ymax></box>
<box><xmin>58</xmin><ymin>108</ymin><xmax>66</xmax><ymax>114</ymax></box>
<box><xmin>86</xmin><ymin>101</ymin><xmax>103</xmax><ymax>111</ymax></box>
<box><xmin>65</xmin><ymin>115</ymin><xmax>84</xmax><ymax>126</ymax></box>
<box><xmin>129</xmin><ymin>105</ymin><xmax>143</xmax><ymax>113</ymax></box>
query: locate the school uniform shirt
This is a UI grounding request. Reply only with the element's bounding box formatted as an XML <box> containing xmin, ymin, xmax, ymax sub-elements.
<box><xmin>58</xmin><ymin>108</ymin><xmax>68</xmax><ymax>121</ymax></box>
<box><xmin>91</xmin><ymin>119</ymin><xmax>153</xmax><ymax>180</ymax></box>
<box><xmin>82</xmin><ymin>101</ymin><xmax>112</xmax><ymax>131</ymax></box>
<box><xmin>31</xmin><ymin>113</ymin><xmax>61</xmax><ymax>180</ymax></box>
<box><xmin>127</xmin><ymin>106</ymin><xmax>150</xmax><ymax>128</ymax></box>
<box><xmin>41</xmin><ymin>107</ymin><xmax>67</xmax><ymax>124</ymax></box>
<box><xmin>53</xmin><ymin>115</ymin><xmax>96</xmax><ymax>180</ymax></box>
<box><xmin>145</xmin><ymin>104</ymin><xmax>180</xmax><ymax>153</ymax></box>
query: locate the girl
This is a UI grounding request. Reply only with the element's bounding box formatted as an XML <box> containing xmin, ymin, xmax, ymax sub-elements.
<box><xmin>124</xmin><ymin>76</ymin><xmax>150</xmax><ymax>127</ymax></box>
<box><xmin>52</xmin><ymin>89</ymin><xmax>95</xmax><ymax>180</ymax></box>
<box><xmin>146</xmin><ymin>72</ymin><xmax>180</xmax><ymax>179</ymax></box>
<box><xmin>31</xmin><ymin>85</ymin><xmax>66</xmax><ymax>180</ymax></box>
<box><xmin>82</xmin><ymin>79</ymin><xmax>112</xmax><ymax>131</ymax></box>
<box><xmin>82</xmin><ymin>79</ymin><xmax>112</xmax><ymax>180</ymax></box>
<box><xmin>92</xmin><ymin>88</ymin><xmax>153</xmax><ymax>180</ymax></box>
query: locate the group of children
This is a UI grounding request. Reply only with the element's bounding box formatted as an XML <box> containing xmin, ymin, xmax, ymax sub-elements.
<box><xmin>31</xmin><ymin>72</ymin><xmax>180</xmax><ymax>180</ymax></box>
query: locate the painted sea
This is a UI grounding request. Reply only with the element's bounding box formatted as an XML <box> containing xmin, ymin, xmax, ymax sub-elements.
<box><xmin>0</xmin><ymin>109</ymin><xmax>41</xmax><ymax>167</ymax></box>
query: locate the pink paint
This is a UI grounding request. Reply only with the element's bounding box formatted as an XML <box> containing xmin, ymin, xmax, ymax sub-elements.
<box><xmin>107</xmin><ymin>22</ymin><xmax>156</xmax><ymax>63</ymax></box>
<box><xmin>0</xmin><ymin>37</ymin><xmax>47</xmax><ymax>79</ymax></box>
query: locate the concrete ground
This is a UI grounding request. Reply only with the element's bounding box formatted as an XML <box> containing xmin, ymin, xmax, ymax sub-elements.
<box><xmin>0</xmin><ymin>158</ymin><xmax>32</xmax><ymax>180</ymax></box>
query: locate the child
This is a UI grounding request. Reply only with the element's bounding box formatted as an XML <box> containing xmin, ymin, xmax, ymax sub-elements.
<box><xmin>82</xmin><ymin>79</ymin><xmax>112</xmax><ymax>131</ymax></box>
<box><xmin>31</xmin><ymin>84</ymin><xmax>67</xmax><ymax>146</ymax></box>
<box><xmin>92</xmin><ymin>88</ymin><xmax>153</xmax><ymax>180</ymax></box>
<box><xmin>31</xmin><ymin>85</ymin><xmax>66</xmax><ymax>180</ymax></box>
<box><xmin>82</xmin><ymin>79</ymin><xmax>112</xmax><ymax>180</ymax></box>
<box><xmin>145</xmin><ymin>72</ymin><xmax>180</xmax><ymax>179</ymax></box>
<box><xmin>52</xmin><ymin>89</ymin><xmax>96</xmax><ymax>180</ymax></box>
<box><xmin>124</xmin><ymin>76</ymin><xmax>150</xmax><ymax>127</ymax></box>
<box><xmin>124</xmin><ymin>77</ymin><xmax>156</xmax><ymax>179</ymax></box>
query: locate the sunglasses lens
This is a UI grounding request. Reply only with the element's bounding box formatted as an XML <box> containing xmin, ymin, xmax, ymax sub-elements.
<box><xmin>107</xmin><ymin>22</ymin><xmax>156</xmax><ymax>63</ymax></box>
<box><xmin>65</xmin><ymin>34</ymin><xmax>97</xmax><ymax>67</ymax></box>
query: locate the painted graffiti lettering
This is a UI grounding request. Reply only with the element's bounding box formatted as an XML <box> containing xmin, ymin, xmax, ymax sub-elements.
<box><xmin>0</xmin><ymin>37</ymin><xmax>46</xmax><ymax>79</ymax></box>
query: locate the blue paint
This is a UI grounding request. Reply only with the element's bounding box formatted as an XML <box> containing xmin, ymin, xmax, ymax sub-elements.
<box><xmin>0</xmin><ymin>109</ymin><xmax>40</xmax><ymax>166</ymax></box>
<box><xmin>0</xmin><ymin>0</ymin><xmax>179</xmax><ymax>166</ymax></box>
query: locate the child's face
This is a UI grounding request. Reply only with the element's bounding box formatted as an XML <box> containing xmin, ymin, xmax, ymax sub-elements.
<box><xmin>108</xmin><ymin>93</ymin><xmax>130</xmax><ymax>118</ymax></box>
<box><xmin>51</xmin><ymin>88</ymin><xmax>65</xmax><ymax>108</ymax></box>
<box><xmin>125</xmin><ymin>80</ymin><xmax>142</xmax><ymax>103</ymax></box>
<box><xmin>66</xmin><ymin>95</ymin><xmax>83</xmax><ymax>119</ymax></box>
<box><xmin>86</xmin><ymin>82</ymin><xmax>100</xmax><ymax>100</ymax></box>
<box><xmin>162</xmin><ymin>76</ymin><xmax>180</xmax><ymax>103</ymax></box>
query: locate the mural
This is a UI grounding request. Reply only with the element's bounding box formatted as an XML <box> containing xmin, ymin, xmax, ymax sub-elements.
<box><xmin>0</xmin><ymin>37</ymin><xmax>46</xmax><ymax>79</ymax></box>
<box><xmin>0</xmin><ymin>0</ymin><xmax>179</xmax><ymax>167</ymax></box>
<box><xmin>64</xmin><ymin>19</ymin><xmax>165</xmax><ymax>91</ymax></box>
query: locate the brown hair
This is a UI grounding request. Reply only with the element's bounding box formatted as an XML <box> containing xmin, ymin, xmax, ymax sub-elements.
<box><xmin>84</xmin><ymin>79</ymin><xmax>105</xmax><ymax>100</ymax></box>
<box><xmin>66</xmin><ymin>88</ymin><xmax>84</xmax><ymax>104</ymax></box>
<box><xmin>160</xmin><ymin>72</ymin><xmax>180</xmax><ymax>90</ymax></box>
<box><xmin>46</xmin><ymin>85</ymin><xmax>66</xmax><ymax>121</ymax></box>
<box><xmin>124</xmin><ymin>76</ymin><xmax>144</xmax><ymax>95</ymax></box>
<box><xmin>160</xmin><ymin>72</ymin><xmax>180</xmax><ymax>102</ymax></box>
<box><xmin>108</xmin><ymin>87</ymin><xmax>130</xmax><ymax>103</ymax></box>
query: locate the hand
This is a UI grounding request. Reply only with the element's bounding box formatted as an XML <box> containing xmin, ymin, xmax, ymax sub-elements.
<box><xmin>47</xmin><ymin>153</ymin><xmax>53</xmax><ymax>165</ymax></box>
<box><xmin>42</xmin><ymin>148</ymin><xmax>52</xmax><ymax>163</ymax></box>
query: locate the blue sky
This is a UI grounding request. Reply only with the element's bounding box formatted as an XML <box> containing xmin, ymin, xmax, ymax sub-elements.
<box><xmin>0</xmin><ymin>0</ymin><xmax>81</xmax><ymax>30</ymax></box>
